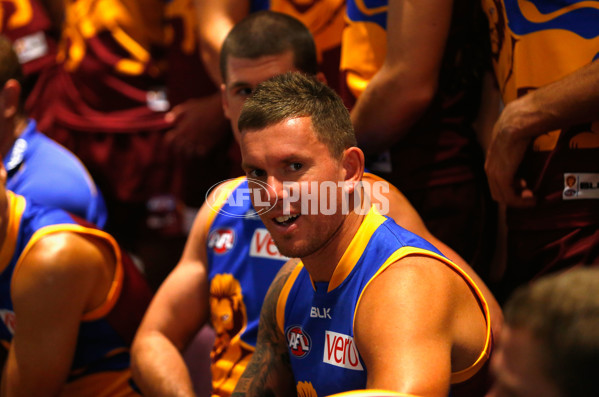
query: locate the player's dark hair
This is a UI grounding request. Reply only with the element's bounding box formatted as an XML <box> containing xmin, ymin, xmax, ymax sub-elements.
<box><xmin>220</xmin><ymin>11</ymin><xmax>318</xmax><ymax>82</ymax></box>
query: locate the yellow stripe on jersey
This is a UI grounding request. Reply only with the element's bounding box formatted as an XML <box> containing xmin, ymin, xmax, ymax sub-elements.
<box><xmin>80</xmin><ymin>228</ymin><xmax>123</xmax><ymax>321</ymax></box>
<box><xmin>10</xmin><ymin>222</ymin><xmax>124</xmax><ymax>322</ymax></box>
<box><xmin>518</xmin><ymin>0</ymin><xmax>599</xmax><ymax>23</ymax></box>
<box><xmin>277</xmin><ymin>263</ymin><xmax>305</xmax><ymax>335</ymax></box>
<box><xmin>353</xmin><ymin>0</ymin><xmax>388</xmax><ymax>16</ymax></box>
<box><xmin>0</xmin><ymin>192</ymin><xmax>25</xmax><ymax>274</ymax></box>
<box><xmin>204</xmin><ymin>177</ymin><xmax>247</xmax><ymax>236</ymax></box>
<box><xmin>4</xmin><ymin>0</ymin><xmax>34</xmax><ymax>30</ymax></box>
<box><xmin>354</xmin><ymin>244</ymin><xmax>492</xmax><ymax>383</ymax></box>
<box><xmin>328</xmin><ymin>389</ymin><xmax>421</xmax><ymax>397</ymax></box>
<box><xmin>328</xmin><ymin>206</ymin><xmax>386</xmax><ymax>292</ymax></box>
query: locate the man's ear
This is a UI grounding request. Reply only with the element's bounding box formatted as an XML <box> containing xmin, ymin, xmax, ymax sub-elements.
<box><xmin>2</xmin><ymin>80</ymin><xmax>21</xmax><ymax>119</ymax></box>
<box><xmin>341</xmin><ymin>147</ymin><xmax>365</xmax><ymax>194</ymax></box>
<box><xmin>220</xmin><ymin>83</ymin><xmax>231</xmax><ymax>119</ymax></box>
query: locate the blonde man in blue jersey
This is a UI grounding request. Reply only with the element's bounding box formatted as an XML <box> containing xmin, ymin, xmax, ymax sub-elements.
<box><xmin>131</xmin><ymin>12</ymin><xmax>501</xmax><ymax>397</ymax></box>
<box><xmin>232</xmin><ymin>73</ymin><xmax>495</xmax><ymax>397</ymax></box>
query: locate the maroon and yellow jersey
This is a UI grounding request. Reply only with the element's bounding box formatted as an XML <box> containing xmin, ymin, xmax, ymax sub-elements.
<box><xmin>0</xmin><ymin>0</ymin><xmax>57</xmax><ymax>76</ymax></box>
<box><xmin>164</xmin><ymin>0</ymin><xmax>218</xmax><ymax>106</ymax></box>
<box><xmin>482</xmin><ymin>0</ymin><xmax>599</xmax><ymax>229</ymax></box>
<box><xmin>483</xmin><ymin>0</ymin><xmax>599</xmax><ymax>104</ymax></box>
<box><xmin>251</xmin><ymin>0</ymin><xmax>346</xmax><ymax>93</ymax></box>
<box><xmin>29</xmin><ymin>0</ymin><xmax>173</xmax><ymax>134</ymax></box>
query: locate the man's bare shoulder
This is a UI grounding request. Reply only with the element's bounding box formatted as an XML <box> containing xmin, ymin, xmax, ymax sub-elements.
<box><xmin>19</xmin><ymin>231</ymin><xmax>112</xmax><ymax>278</ymax></box>
<box><xmin>11</xmin><ymin>230</ymin><xmax>115</xmax><ymax>317</ymax></box>
<box><xmin>379</xmin><ymin>255</ymin><xmax>463</xmax><ymax>301</ymax></box>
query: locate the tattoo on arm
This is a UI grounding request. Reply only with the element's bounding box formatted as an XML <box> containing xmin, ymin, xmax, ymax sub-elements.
<box><xmin>232</xmin><ymin>260</ymin><xmax>299</xmax><ymax>397</ymax></box>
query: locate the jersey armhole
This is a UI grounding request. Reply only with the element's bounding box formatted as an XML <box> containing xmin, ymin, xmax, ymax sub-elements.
<box><xmin>352</xmin><ymin>246</ymin><xmax>492</xmax><ymax>384</ymax></box>
<box><xmin>12</xmin><ymin>223</ymin><xmax>124</xmax><ymax>322</ymax></box>
<box><xmin>204</xmin><ymin>177</ymin><xmax>247</xmax><ymax>236</ymax></box>
<box><xmin>276</xmin><ymin>262</ymin><xmax>304</xmax><ymax>335</ymax></box>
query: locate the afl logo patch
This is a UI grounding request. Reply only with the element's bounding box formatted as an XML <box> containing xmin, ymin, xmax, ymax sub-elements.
<box><xmin>0</xmin><ymin>309</ymin><xmax>16</xmax><ymax>335</ymax></box>
<box><xmin>286</xmin><ymin>325</ymin><xmax>311</xmax><ymax>358</ymax></box>
<box><xmin>208</xmin><ymin>229</ymin><xmax>235</xmax><ymax>254</ymax></box>
<box><xmin>563</xmin><ymin>189</ymin><xmax>576</xmax><ymax>197</ymax></box>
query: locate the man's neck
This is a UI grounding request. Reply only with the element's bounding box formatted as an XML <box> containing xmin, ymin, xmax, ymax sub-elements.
<box><xmin>300</xmin><ymin>209</ymin><xmax>365</xmax><ymax>283</ymax></box>
<box><xmin>1</xmin><ymin>116</ymin><xmax>27</xmax><ymax>158</ymax></box>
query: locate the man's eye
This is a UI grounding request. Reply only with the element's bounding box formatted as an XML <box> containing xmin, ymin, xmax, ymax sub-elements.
<box><xmin>237</xmin><ymin>87</ymin><xmax>252</xmax><ymax>97</ymax></box>
<box><xmin>289</xmin><ymin>163</ymin><xmax>302</xmax><ymax>171</ymax></box>
<box><xmin>248</xmin><ymin>169</ymin><xmax>265</xmax><ymax>178</ymax></box>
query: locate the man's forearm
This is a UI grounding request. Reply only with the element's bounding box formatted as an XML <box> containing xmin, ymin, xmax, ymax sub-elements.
<box><xmin>351</xmin><ymin>65</ymin><xmax>436</xmax><ymax>154</ymax></box>
<box><xmin>507</xmin><ymin>60</ymin><xmax>599</xmax><ymax>140</ymax></box>
<box><xmin>131</xmin><ymin>334</ymin><xmax>196</xmax><ymax>397</ymax></box>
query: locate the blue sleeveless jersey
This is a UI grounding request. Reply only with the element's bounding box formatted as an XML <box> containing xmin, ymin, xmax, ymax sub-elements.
<box><xmin>277</xmin><ymin>207</ymin><xmax>492</xmax><ymax>396</ymax></box>
<box><xmin>4</xmin><ymin>119</ymin><xmax>108</xmax><ymax>229</ymax></box>
<box><xmin>206</xmin><ymin>177</ymin><xmax>289</xmax><ymax>396</ymax></box>
<box><xmin>0</xmin><ymin>191</ymin><xmax>150</xmax><ymax>396</ymax></box>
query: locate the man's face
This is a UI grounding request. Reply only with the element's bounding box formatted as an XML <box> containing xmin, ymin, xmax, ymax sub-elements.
<box><xmin>487</xmin><ymin>326</ymin><xmax>561</xmax><ymax>397</ymax></box>
<box><xmin>221</xmin><ymin>51</ymin><xmax>298</xmax><ymax>141</ymax></box>
<box><xmin>240</xmin><ymin>117</ymin><xmax>347</xmax><ymax>259</ymax></box>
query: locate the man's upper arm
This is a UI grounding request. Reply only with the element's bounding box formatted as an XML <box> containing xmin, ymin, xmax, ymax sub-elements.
<box><xmin>134</xmin><ymin>202</ymin><xmax>213</xmax><ymax>351</ymax></box>
<box><xmin>3</xmin><ymin>233</ymin><xmax>107</xmax><ymax>396</ymax></box>
<box><xmin>354</xmin><ymin>256</ymin><xmax>456</xmax><ymax>397</ymax></box>
<box><xmin>137</xmin><ymin>178</ymin><xmax>244</xmax><ymax>347</ymax></box>
<box><xmin>384</xmin><ymin>0</ymin><xmax>452</xmax><ymax>83</ymax></box>
<box><xmin>371</xmin><ymin>175</ymin><xmax>503</xmax><ymax>337</ymax></box>
<box><xmin>351</xmin><ymin>0</ymin><xmax>454</xmax><ymax>152</ymax></box>
<box><xmin>129</xmin><ymin>202</ymin><xmax>215</xmax><ymax>397</ymax></box>
<box><xmin>232</xmin><ymin>259</ymin><xmax>299</xmax><ymax>397</ymax></box>
<box><xmin>195</xmin><ymin>0</ymin><xmax>250</xmax><ymax>85</ymax></box>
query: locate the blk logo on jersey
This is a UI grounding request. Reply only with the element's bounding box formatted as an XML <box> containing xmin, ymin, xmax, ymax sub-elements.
<box><xmin>286</xmin><ymin>325</ymin><xmax>311</xmax><ymax>358</ymax></box>
<box><xmin>323</xmin><ymin>330</ymin><xmax>364</xmax><ymax>371</ymax></box>
<box><xmin>208</xmin><ymin>229</ymin><xmax>235</xmax><ymax>254</ymax></box>
<box><xmin>250</xmin><ymin>228</ymin><xmax>288</xmax><ymax>260</ymax></box>
<box><xmin>310</xmin><ymin>306</ymin><xmax>331</xmax><ymax>319</ymax></box>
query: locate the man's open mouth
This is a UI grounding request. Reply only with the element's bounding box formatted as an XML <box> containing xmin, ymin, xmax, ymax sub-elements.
<box><xmin>274</xmin><ymin>214</ymin><xmax>300</xmax><ymax>226</ymax></box>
